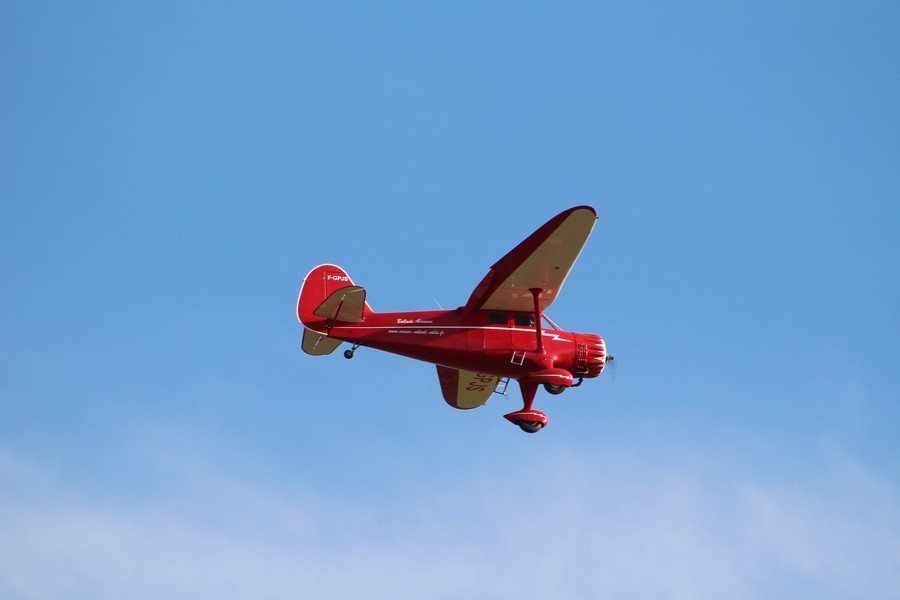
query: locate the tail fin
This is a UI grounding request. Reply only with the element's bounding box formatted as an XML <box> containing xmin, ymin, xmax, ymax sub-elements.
<box><xmin>297</xmin><ymin>264</ymin><xmax>373</xmax><ymax>328</ymax></box>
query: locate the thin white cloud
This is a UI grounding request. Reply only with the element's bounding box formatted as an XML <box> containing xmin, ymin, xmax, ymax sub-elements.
<box><xmin>0</xmin><ymin>447</ymin><xmax>897</xmax><ymax>599</ymax></box>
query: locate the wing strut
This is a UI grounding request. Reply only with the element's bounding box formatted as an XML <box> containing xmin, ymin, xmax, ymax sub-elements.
<box><xmin>529</xmin><ymin>287</ymin><xmax>544</xmax><ymax>354</ymax></box>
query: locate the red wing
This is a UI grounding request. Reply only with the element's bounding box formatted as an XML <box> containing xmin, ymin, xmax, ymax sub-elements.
<box><xmin>464</xmin><ymin>206</ymin><xmax>597</xmax><ymax>312</ymax></box>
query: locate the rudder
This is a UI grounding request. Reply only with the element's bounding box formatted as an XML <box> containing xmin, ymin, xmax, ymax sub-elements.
<box><xmin>297</xmin><ymin>264</ymin><xmax>371</xmax><ymax>327</ymax></box>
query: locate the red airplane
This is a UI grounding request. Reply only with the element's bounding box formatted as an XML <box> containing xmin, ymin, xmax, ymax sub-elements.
<box><xmin>296</xmin><ymin>205</ymin><xmax>612</xmax><ymax>433</ymax></box>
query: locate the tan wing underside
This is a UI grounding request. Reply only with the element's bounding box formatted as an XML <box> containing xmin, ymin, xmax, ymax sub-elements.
<box><xmin>436</xmin><ymin>365</ymin><xmax>499</xmax><ymax>410</ymax></box>
<box><xmin>481</xmin><ymin>208</ymin><xmax>596</xmax><ymax>311</ymax></box>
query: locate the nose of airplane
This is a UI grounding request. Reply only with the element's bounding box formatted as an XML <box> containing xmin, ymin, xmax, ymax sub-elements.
<box><xmin>573</xmin><ymin>333</ymin><xmax>607</xmax><ymax>377</ymax></box>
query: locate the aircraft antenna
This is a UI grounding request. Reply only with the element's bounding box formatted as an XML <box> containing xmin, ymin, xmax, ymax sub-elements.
<box><xmin>432</xmin><ymin>297</ymin><xmax>444</xmax><ymax>309</ymax></box>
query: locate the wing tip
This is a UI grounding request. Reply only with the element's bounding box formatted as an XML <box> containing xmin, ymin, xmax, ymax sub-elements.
<box><xmin>568</xmin><ymin>205</ymin><xmax>597</xmax><ymax>218</ymax></box>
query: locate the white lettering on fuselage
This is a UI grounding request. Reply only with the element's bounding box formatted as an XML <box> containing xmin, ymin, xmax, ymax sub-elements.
<box><xmin>387</xmin><ymin>328</ymin><xmax>445</xmax><ymax>336</ymax></box>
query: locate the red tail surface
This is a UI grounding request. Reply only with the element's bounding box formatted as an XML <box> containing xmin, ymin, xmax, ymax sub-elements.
<box><xmin>297</xmin><ymin>264</ymin><xmax>372</xmax><ymax>327</ymax></box>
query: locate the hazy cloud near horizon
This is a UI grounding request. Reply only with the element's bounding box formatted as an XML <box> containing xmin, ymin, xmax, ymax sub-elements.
<box><xmin>1</xmin><ymin>440</ymin><xmax>897</xmax><ymax>599</ymax></box>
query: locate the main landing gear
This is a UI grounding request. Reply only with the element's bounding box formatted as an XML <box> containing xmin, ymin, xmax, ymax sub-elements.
<box><xmin>504</xmin><ymin>381</ymin><xmax>549</xmax><ymax>434</ymax></box>
<box><xmin>343</xmin><ymin>342</ymin><xmax>361</xmax><ymax>359</ymax></box>
<box><xmin>517</xmin><ymin>420</ymin><xmax>545</xmax><ymax>434</ymax></box>
<box><xmin>543</xmin><ymin>377</ymin><xmax>583</xmax><ymax>395</ymax></box>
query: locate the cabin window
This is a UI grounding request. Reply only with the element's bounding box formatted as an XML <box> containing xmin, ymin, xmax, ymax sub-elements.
<box><xmin>514</xmin><ymin>315</ymin><xmax>535</xmax><ymax>327</ymax></box>
<box><xmin>488</xmin><ymin>313</ymin><xmax>508</xmax><ymax>325</ymax></box>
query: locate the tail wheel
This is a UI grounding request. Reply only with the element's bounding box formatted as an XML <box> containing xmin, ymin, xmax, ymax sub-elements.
<box><xmin>343</xmin><ymin>349</ymin><xmax>354</xmax><ymax>359</ymax></box>
<box><xmin>543</xmin><ymin>383</ymin><xmax>566</xmax><ymax>395</ymax></box>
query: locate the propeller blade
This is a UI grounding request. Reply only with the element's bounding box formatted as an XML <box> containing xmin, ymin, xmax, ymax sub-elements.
<box><xmin>605</xmin><ymin>354</ymin><xmax>617</xmax><ymax>381</ymax></box>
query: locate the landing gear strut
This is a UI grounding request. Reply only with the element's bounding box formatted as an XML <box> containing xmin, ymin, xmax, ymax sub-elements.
<box><xmin>503</xmin><ymin>289</ymin><xmax>551</xmax><ymax>432</ymax></box>
<box><xmin>343</xmin><ymin>342</ymin><xmax>361</xmax><ymax>359</ymax></box>
<box><xmin>503</xmin><ymin>381</ymin><xmax>549</xmax><ymax>433</ymax></box>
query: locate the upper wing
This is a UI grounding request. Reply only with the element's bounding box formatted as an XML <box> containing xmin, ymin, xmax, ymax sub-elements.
<box><xmin>464</xmin><ymin>206</ymin><xmax>597</xmax><ymax>312</ymax></box>
<box><xmin>436</xmin><ymin>366</ymin><xmax>499</xmax><ymax>410</ymax></box>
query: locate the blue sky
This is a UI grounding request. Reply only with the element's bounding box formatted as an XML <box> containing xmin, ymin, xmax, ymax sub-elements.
<box><xmin>1</xmin><ymin>2</ymin><xmax>898</xmax><ymax>598</ymax></box>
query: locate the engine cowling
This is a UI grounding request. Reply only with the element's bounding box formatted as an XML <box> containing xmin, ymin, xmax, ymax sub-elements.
<box><xmin>573</xmin><ymin>333</ymin><xmax>607</xmax><ymax>378</ymax></box>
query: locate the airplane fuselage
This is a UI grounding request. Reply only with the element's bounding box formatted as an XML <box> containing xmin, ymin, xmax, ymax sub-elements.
<box><xmin>312</xmin><ymin>308</ymin><xmax>606</xmax><ymax>381</ymax></box>
<box><xmin>297</xmin><ymin>205</ymin><xmax>610</xmax><ymax>433</ymax></box>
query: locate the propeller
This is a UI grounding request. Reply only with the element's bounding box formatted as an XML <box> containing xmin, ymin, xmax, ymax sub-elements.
<box><xmin>605</xmin><ymin>353</ymin><xmax>617</xmax><ymax>381</ymax></box>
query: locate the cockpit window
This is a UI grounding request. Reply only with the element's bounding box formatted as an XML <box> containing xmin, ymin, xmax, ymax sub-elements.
<box><xmin>488</xmin><ymin>313</ymin><xmax>508</xmax><ymax>325</ymax></box>
<box><xmin>514</xmin><ymin>315</ymin><xmax>535</xmax><ymax>327</ymax></box>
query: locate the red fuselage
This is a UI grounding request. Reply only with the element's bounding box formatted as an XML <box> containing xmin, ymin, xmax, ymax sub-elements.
<box><xmin>298</xmin><ymin>205</ymin><xmax>610</xmax><ymax>433</ymax></box>
<box><xmin>312</xmin><ymin>308</ymin><xmax>606</xmax><ymax>381</ymax></box>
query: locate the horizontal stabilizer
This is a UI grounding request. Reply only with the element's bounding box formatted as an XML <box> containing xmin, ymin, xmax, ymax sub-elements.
<box><xmin>302</xmin><ymin>328</ymin><xmax>343</xmax><ymax>356</ymax></box>
<box><xmin>436</xmin><ymin>365</ymin><xmax>499</xmax><ymax>410</ymax></box>
<box><xmin>313</xmin><ymin>286</ymin><xmax>367</xmax><ymax>323</ymax></box>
